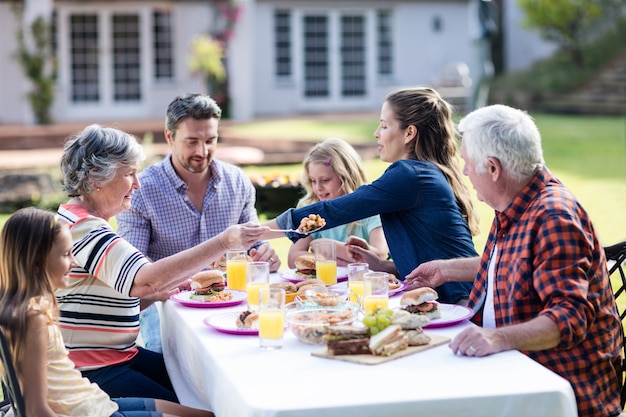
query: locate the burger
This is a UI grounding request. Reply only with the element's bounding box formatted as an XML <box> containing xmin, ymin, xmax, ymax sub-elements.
<box><xmin>190</xmin><ymin>270</ymin><xmax>227</xmax><ymax>301</ymax></box>
<box><xmin>399</xmin><ymin>288</ymin><xmax>441</xmax><ymax>320</ymax></box>
<box><xmin>294</xmin><ymin>254</ymin><xmax>316</xmax><ymax>279</ymax></box>
<box><xmin>325</xmin><ymin>325</ymin><xmax>371</xmax><ymax>356</ymax></box>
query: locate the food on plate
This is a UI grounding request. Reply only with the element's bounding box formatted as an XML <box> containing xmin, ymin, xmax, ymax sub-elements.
<box><xmin>362</xmin><ymin>307</ymin><xmax>395</xmax><ymax>335</ymax></box>
<box><xmin>324</xmin><ymin>325</ymin><xmax>371</xmax><ymax>355</ymax></box>
<box><xmin>212</xmin><ymin>254</ymin><xmax>227</xmax><ymax>272</ymax></box>
<box><xmin>190</xmin><ymin>270</ymin><xmax>233</xmax><ymax>302</ymax></box>
<box><xmin>295</xmin><ymin>278</ymin><xmax>325</xmax><ymax>290</ymax></box>
<box><xmin>270</xmin><ymin>281</ymin><xmax>297</xmax><ymax>293</ymax></box>
<box><xmin>303</xmin><ymin>291</ymin><xmax>342</xmax><ymax>307</ymax></box>
<box><xmin>404</xmin><ymin>328</ymin><xmax>431</xmax><ymax>346</ymax></box>
<box><xmin>387</xmin><ymin>275</ymin><xmax>402</xmax><ymax>291</ymax></box>
<box><xmin>294</xmin><ymin>254</ymin><xmax>317</xmax><ymax>279</ymax></box>
<box><xmin>287</xmin><ymin>307</ymin><xmax>357</xmax><ymax>344</ymax></box>
<box><xmin>399</xmin><ymin>288</ymin><xmax>441</xmax><ymax>319</ymax></box>
<box><xmin>368</xmin><ymin>324</ymin><xmax>409</xmax><ymax>356</ymax></box>
<box><xmin>391</xmin><ymin>309</ymin><xmax>431</xmax><ymax>330</ymax></box>
<box><xmin>236</xmin><ymin>310</ymin><xmax>259</xmax><ymax>329</ymax></box>
<box><xmin>298</xmin><ymin>214</ymin><xmax>326</xmax><ymax>233</ymax></box>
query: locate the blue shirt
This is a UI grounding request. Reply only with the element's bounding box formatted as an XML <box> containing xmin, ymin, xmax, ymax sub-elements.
<box><xmin>277</xmin><ymin>159</ymin><xmax>477</xmax><ymax>303</ymax></box>
<box><xmin>310</xmin><ymin>216</ymin><xmax>382</xmax><ymax>243</ymax></box>
<box><xmin>117</xmin><ymin>155</ymin><xmax>259</xmax><ymax>263</ymax></box>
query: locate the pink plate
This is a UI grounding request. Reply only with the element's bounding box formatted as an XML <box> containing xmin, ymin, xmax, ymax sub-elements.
<box><xmin>278</xmin><ymin>266</ymin><xmax>348</xmax><ymax>284</ymax></box>
<box><xmin>422</xmin><ymin>304</ymin><xmax>474</xmax><ymax>329</ymax></box>
<box><xmin>389</xmin><ymin>282</ymin><xmax>406</xmax><ymax>297</ymax></box>
<box><xmin>170</xmin><ymin>290</ymin><xmax>246</xmax><ymax>308</ymax></box>
<box><xmin>203</xmin><ymin>312</ymin><xmax>258</xmax><ymax>335</ymax></box>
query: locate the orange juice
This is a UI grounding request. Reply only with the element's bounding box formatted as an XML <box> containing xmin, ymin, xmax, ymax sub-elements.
<box><xmin>364</xmin><ymin>295</ymin><xmax>388</xmax><ymax>315</ymax></box>
<box><xmin>227</xmin><ymin>259</ymin><xmax>247</xmax><ymax>291</ymax></box>
<box><xmin>316</xmin><ymin>260</ymin><xmax>337</xmax><ymax>285</ymax></box>
<box><xmin>348</xmin><ymin>280</ymin><xmax>365</xmax><ymax>303</ymax></box>
<box><xmin>247</xmin><ymin>282</ymin><xmax>270</xmax><ymax>309</ymax></box>
<box><xmin>259</xmin><ymin>309</ymin><xmax>285</xmax><ymax>339</ymax></box>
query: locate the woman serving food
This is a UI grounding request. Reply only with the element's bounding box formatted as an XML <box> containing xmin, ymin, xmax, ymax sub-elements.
<box><xmin>263</xmin><ymin>87</ymin><xmax>480</xmax><ymax>305</ymax></box>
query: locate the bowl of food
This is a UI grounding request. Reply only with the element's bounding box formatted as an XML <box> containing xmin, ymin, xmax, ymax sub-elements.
<box><xmin>298</xmin><ymin>286</ymin><xmax>350</xmax><ymax>307</ymax></box>
<box><xmin>285</xmin><ymin>302</ymin><xmax>360</xmax><ymax>345</ymax></box>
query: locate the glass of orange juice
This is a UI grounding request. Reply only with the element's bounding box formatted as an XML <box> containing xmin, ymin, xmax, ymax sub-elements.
<box><xmin>226</xmin><ymin>250</ymin><xmax>248</xmax><ymax>291</ymax></box>
<box><xmin>363</xmin><ymin>271</ymin><xmax>389</xmax><ymax>315</ymax></box>
<box><xmin>313</xmin><ymin>240</ymin><xmax>337</xmax><ymax>285</ymax></box>
<box><xmin>258</xmin><ymin>287</ymin><xmax>286</xmax><ymax>349</ymax></box>
<box><xmin>347</xmin><ymin>262</ymin><xmax>369</xmax><ymax>305</ymax></box>
<box><xmin>246</xmin><ymin>261</ymin><xmax>270</xmax><ymax>311</ymax></box>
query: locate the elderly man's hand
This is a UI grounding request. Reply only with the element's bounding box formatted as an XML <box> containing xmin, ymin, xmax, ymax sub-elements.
<box><xmin>404</xmin><ymin>260</ymin><xmax>447</xmax><ymax>291</ymax></box>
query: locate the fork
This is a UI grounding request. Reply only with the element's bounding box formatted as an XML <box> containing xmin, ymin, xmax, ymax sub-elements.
<box><xmin>268</xmin><ymin>226</ymin><xmax>324</xmax><ymax>235</ymax></box>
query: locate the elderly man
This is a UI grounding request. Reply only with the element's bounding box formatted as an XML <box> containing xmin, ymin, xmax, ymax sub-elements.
<box><xmin>117</xmin><ymin>93</ymin><xmax>281</xmax><ymax>352</ymax></box>
<box><xmin>406</xmin><ymin>104</ymin><xmax>622</xmax><ymax>417</ymax></box>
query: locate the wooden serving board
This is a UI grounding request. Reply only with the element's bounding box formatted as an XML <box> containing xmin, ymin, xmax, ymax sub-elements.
<box><xmin>311</xmin><ymin>333</ymin><xmax>450</xmax><ymax>365</ymax></box>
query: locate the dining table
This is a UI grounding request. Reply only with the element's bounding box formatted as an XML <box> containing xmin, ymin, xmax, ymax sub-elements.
<box><xmin>160</xmin><ymin>271</ymin><xmax>579</xmax><ymax>417</ymax></box>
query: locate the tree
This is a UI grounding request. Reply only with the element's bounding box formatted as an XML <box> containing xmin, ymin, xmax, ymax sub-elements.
<box><xmin>518</xmin><ymin>0</ymin><xmax>622</xmax><ymax>67</ymax></box>
<box><xmin>12</xmin><ymin>3</ymin><xmax>56</xmax><ymax>125</ymax></box>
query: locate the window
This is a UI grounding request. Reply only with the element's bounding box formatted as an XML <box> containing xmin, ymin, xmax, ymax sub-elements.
<box><xmin>274</xmin><ymin>10</ymin><xmax>291</xmax><ymax>78</ymax></box>
<box><xmin>340</xmin><ymin>15</ymin><xmax>365</xmax><ymax>96</ymax></box>
<box><xmin>112</xmin><ymin>14</ymin><xmax>141</xmax><ymax>101</ymax></box>
<box><xmin>303</xmin><ymin>15</ymin><xmax>329</xmax><ymax>97</ymax></box>
<box><xmin>70</xmin><ymin>14</ymin><xmax>99</xmax><ymax>102</ymax></box>
<box><xmin>376</xmin><ymin>10</ymin><xmax>393</xmax><ymax>77</ymax></box>
<box><xmin>153</xmin><ymin>10</ymin><xmax>173</xmax><ymax>80</ymax></box>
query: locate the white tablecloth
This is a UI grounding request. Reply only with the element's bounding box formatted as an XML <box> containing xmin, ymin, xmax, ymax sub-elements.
<box><xmin>161</xmin><ymin>277</ymin><xmax>578</xmax><ymax>417</ymax></box>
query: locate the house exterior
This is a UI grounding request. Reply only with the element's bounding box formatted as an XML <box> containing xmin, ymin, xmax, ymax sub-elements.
<box><xmin>0</xmin><ymin>0</ymin><xmax>555</xmax><ymax>124</ymax></box>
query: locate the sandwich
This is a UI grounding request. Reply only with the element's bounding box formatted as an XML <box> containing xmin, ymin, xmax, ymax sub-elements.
<box><xmin>325</xmin><ymin>325</ymin><xmax>371</xmax><ymax>355</ymax></box>
<box><xmin>294</xmin><ymin>254</ymin><xmax>316</xmax><ymax>279</ymax></box>
<box><xmin>236</xmin><ymin>310</ymin><xmax>259</xmax><ymax>329</ymax></box>
<box><xmin>368</xmin><ymin>324</ymin><xmax>409</xmax><ymax>356</ymax></box>
<box><xmin>399</xmin><ymin>288</ymin><xmax>441</xmax><ymax>320</ymax></box>
<box><xmin>391</xmin><ymin>310</ymin><xmax>431</xmax><ymax>346</ymax></box>
<box><xmin>190</xmin><ymin>270</ymin><xmax>227</xmax><ymax>301</ymax></box>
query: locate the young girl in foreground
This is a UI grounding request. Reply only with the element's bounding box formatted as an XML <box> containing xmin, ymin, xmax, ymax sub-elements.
<box><xmin>0</xmin><ymin>207</ymin><xmax>212</xmax><ymax>417</ymax></box>
<box><xmin>287</xmin><ymin>137</ymin><xmax>389</xmax><ymax>267</ymax></box>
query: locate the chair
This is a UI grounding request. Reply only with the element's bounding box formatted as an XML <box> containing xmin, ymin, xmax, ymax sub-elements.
<box><xmin>605</xmin><ymin>241</ymin><xmax>626</xmax><ymax>409</ymax></box>
<box><xmin>0</xmin><ymin>327</ymin><xmax>25</xmax><ymax>417</ymax></box>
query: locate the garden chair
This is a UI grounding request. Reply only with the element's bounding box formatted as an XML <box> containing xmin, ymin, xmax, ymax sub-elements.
<box><xmin>605</xmin><ymin>240</ymin><xmax>626</xmax><ymax>409</ymax></box>
<box><xmin>0</xmin><ymin>327</ymin><xmax>25</xmax><ymax>417</ymax></box>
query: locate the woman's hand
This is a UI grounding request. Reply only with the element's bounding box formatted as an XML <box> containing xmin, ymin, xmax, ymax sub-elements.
<box><xmin>219</xmin><ymin>223</ymin><xmax>270</xmax><ymax>251</ymax></box>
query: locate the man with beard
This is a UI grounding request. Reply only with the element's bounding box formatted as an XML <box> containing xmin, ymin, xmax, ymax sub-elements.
<box><xmin>117</xmin><ymin>93</ymin><xmax>280</xmax><ymax>352</ymax></box>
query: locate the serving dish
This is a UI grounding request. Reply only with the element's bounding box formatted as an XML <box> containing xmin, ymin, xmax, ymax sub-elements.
<box><xmin>285</xmin><ymin>302</ymin><xmax>359</xmax><ymax>345</ymax></box>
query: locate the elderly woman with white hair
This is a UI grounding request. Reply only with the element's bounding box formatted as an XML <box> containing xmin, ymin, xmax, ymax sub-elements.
<box><xmin>56</xmin><ymin>124</ymin><xmax>267</xmax><ymax>402</ymax></box>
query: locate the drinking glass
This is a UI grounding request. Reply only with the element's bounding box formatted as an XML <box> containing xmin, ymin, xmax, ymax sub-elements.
<box><xmin>313</xmin><ymin>240</ymin><xmax>337</xmax><ymax>285</ymax></box>
<box><xmin>258</xmin><ymin>287</ymin><xmax>286</xmax><ymax>349</ymax></box>
<box><xmin>226</xmin><ymin>250</ymin><xmax>248</xmax><ymax>291</ymax></box>
<box><xmin>246</xmin><ymin>261</ymin><xmax>270</xmax><ymax>311</ymax></box>
<box><xmin>347</xmin><ymin>262</ymin><xmax>369</xmax><ymax>305</ymax></box>
<box><xmin>363</xmin><ymin>271</ymin><xmax>389</xmax><ymax>315</ymax></box>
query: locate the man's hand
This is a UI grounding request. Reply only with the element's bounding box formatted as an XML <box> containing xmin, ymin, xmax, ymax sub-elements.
<box><xmin>250</xmin><ymin>243</ymin><xmax>282</xmax><ymax>272</ymax></box>
<box><xmin>404</xmin><ymin>260</ymin><xmax>448</xmax><ymax>290</ymax></box>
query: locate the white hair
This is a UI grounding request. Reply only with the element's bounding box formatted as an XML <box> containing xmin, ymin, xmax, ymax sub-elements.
<box><xmin>458</xmin><ymin>104</ymin><xmax>544</xmax><ymax>182</ymax></box>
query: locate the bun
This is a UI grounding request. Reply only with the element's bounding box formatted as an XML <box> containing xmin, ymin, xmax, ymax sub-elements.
<box><xmin>295</xmin><ymin>278</ymin><xmax>324</xmax><ymax>290</ymax></box>
<box><xmin>236</xmin><ymin>311</ymin><xmax>259</xmax><ymax>329</ymax></box>
<box><xmin>271</xmin><ymin>282</ymin><xmax>297</xmax><ymax>293</ymax></box>
<box><xmin>191</xmin><ymin>270</ymin><xmax>225</xmax><ymax>289</ymax></box>
<box><xmin>212</xmin><ymin>254</ymin><xmax>227</xmax><ymax>272</ymax></box>
<box><xmin>295</xmin><ymin>254</ymin><xmax>316</xmax><ymax>271</ymax></box>
<box><xmin>400</xmin><ymin>288</ymin><xmax>438</xmax><ymax>306</ymax></box>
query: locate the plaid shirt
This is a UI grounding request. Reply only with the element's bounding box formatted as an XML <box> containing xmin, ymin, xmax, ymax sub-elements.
<box><xmin>468</xmin><ymin>166</ymin><xmax>622</xmax><ymax>417</ymax></box>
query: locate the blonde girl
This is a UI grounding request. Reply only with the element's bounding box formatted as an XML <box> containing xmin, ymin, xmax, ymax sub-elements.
<box><xmin>288</xmin><ymin>137</ymin><xmax>389</xmax><ymax>267</ymax></box>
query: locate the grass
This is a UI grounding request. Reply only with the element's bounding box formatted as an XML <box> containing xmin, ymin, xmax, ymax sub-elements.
<box><xmin>1</xmin><ymin>112</ymin><xmax>625</xmax><ymax>264</ymax></box>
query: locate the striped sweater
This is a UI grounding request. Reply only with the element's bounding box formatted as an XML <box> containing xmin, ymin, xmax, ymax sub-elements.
<box><xmin>56</xmin><ymin>204</ymin><xmax>149</xmax><ymax>370</ymax></box>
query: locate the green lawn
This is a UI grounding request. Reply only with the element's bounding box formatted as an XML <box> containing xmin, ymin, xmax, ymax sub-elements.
<box><xmin>1</xmin><ymin>112</ymin><xmax>625</xmax><ymax>261</ymax></box>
